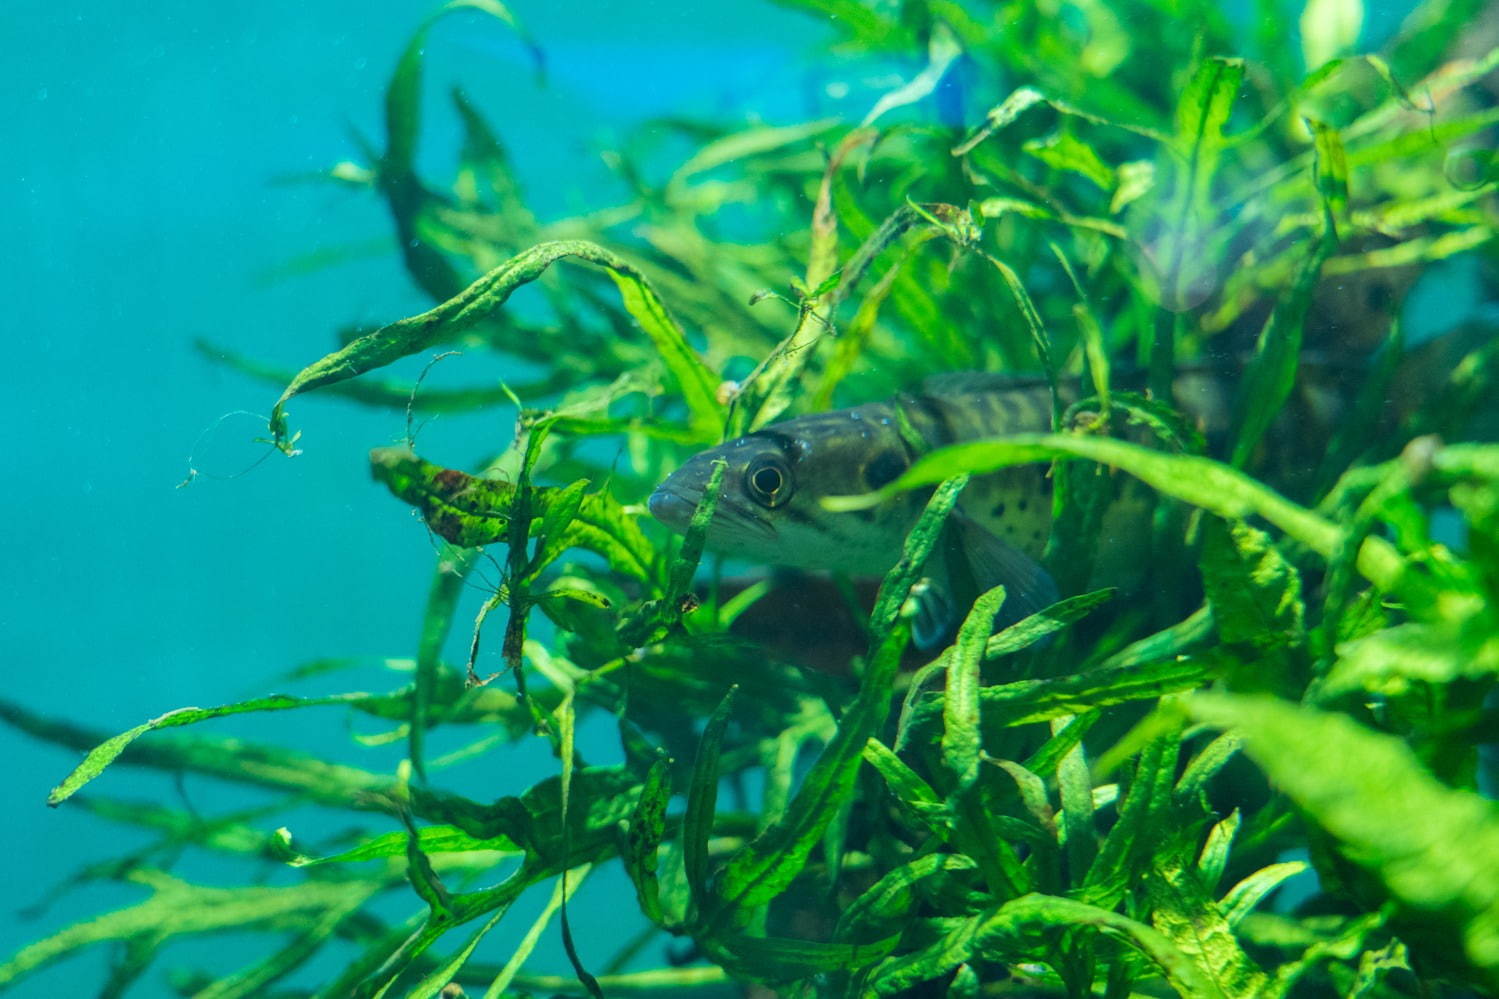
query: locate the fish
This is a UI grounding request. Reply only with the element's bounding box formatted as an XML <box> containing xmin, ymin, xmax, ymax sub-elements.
<box><xmin>646</xmin><ymin>341</ymin><xmax>1470</xmax><ymax>654</ymax></box>
<box><xmin>648</xmin><ymin>373</ymin><xmax>1105</xmax><ymax>648</ymax></box>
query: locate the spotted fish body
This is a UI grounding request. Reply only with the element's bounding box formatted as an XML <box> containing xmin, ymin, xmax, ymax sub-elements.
<box><xmin>648</xmin><ymin>375</ymin><xmax>1073</xmax><ymax>636</ymax></box>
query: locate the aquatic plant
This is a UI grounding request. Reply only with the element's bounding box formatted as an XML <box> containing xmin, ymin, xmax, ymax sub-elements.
<box><xmin>5</xmin><ymin>0</ymin><xmax>1499</xmax><ymax>995</ymax></box>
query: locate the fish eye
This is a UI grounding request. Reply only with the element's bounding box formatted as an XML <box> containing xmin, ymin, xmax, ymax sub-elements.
<box><xmin>745</xmin><ymin>455</ymin><xmax>792</xmax><ymax>507</ymax></box>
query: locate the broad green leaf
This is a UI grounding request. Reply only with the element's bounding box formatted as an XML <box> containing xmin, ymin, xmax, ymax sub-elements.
<box><xmin>531</xmin><ymin>478</ymin><xmax>589</xmax><ymax>573</ymax></box>
<box><xmin>1192</xmin><ymin>694</ymin><xmax>1499</xmax><ymax>989</ymax></box>
<box><xmin>1322</xmin><ymin>619</ymin><xmax>1499</xmax><ymax>696</ymax></box>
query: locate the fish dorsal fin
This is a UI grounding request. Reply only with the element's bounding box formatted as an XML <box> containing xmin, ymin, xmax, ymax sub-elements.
<box><xmin>918</xmin><ymin>371</ymin><xmax>1053</xmax><ymax>398</ymax></box>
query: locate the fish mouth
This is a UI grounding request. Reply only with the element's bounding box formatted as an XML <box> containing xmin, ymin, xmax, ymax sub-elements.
<box><xmin>647</xmin><ymin>485</ymin><xmax>697</xmax><ymax>529</ymax></box>
<box><xmin>647</xmin><ymin>485</ymin><xmax>776</xmax><ymax>541</ymax></box>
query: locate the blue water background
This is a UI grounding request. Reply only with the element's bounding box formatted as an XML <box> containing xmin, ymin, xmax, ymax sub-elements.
<box><xmin>0</xmin><ymin>0</ymin><xmax>1456</xmax><ymax>994</ymax></box>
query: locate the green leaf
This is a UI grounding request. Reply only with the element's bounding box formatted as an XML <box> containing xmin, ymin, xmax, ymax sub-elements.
<box><xmin>378</xmin><ymin>0</ymin><xmax>542</xmax><ymax>302</ymax></box>
<box><xmin>667</xmin><ymin>458</ymin><xmax>726</xmax><ymax>605</ymax></box>
<box><xmin>47</xmin><ymin>693</ymin><xmax>381</xmax><ymax>806</ymax></box>
<box><xmin>413</xmin><ymin>765</ymin><xmax>639</xmax><ymax>870</ymax></box>
<box><xmin>1322</xmin><ymin>618</ymin><xmax>1499</xmax><ymax>696</ymax></box>
<box><xmin>1220</xmin><ymin>861</ymin><xmax>1309</xmax><ymax>927</ymax></box>
<box><xmin>1083</xmin><ymin>729</ymin><xmax>1181</xmax><ymax>910</ymax></box>
<box><xmin>1200</xmin><ymin>520</ymin><xmax>1305</xmax><ymax>651</ymax></box>
<box><xmin>953</xmin><ymin>85</ymin><xmax>1166</xmax><ymax>156</ymax></box>
<box><xmin>479</xmin><ymin>865</ymin><xmax>590</xmax><ymax>999</ymax></box>
<box><xmin>1023</xmin><ymin>131</ymin><xmax>1117</xmax><ymax>190</ymax></box>
<box><xmin>1054</xmin><ymin>718</ymin><xmax>1098</xmax><ymax>880</ymax></box>
<box><xmin>624</xmin><ymin>758</ymin><xmax>673</xmax><ymax>927</ymax></box>
<box><xmin>411</xmin><ymin>549</ymin><xmax>480</xmax><ymax>780</ymax></box>
<box><xmin>291</xmin><ymin>824</ymin><xmax>518</xmax><ymax>866</ymax></box>
<box><xmin>711</xmin><ymin>478</ymin><xmax>966</xmax><ymax>926</ymax></box>
<box><xmin>871</xmin><ymin>893</ymin><xmax>1217</xmax><ymax>997</ymax></box>
<box><xmin>670</xmin><ymin>119</ymin><xmax>839</xmax><ymax>184</ymax></box>
<box><xmin>1175</xmin><ymin>732</ymin><xmax>1243</xmax><ymax>807</ymax></box>
<box><xmin>685</xmin><ymin>687</ymin><xmax>736</xmax><ymax>921</ymax></box>
<box><xmin>1146</xmin><ymin>856</ymin><xmax>1268</xmax><ymax>998</ymax></box>
<box><xmin>272</xmin><ymin>240</ymin><xmax>723</xmax><ymax>448</ymax></box>
<box><xmin>191</xmin><ymin>899</ymin><xmax>360</xmax><ymax>999</ymax></box>
<box><xmin>981</xmin><ymin>253</ymin><xmax>1059</xmax><ymax>425</ymax></box>
<box><xmin>1227</xmin><ymin>133</ymin><xmax>1338</xmax><ymax>468</ymax></box>
<box><xmin>1172</xmin><ymin>56</ymin><xmax>1243</xmax><ymax>181</ymax></box>
<box><xmin>943</xmin><ymin>585</ymin><xmax>1008</xmax><ymax>788</ymax></box>
<box><xmin>1191</xmin><ymin>693</ymin><xmax>1499</xmax><ymax>990</ymax></box>
<box><xmin>385</xmin><ymin>1</ymin><xmax>541</xmax><ymax>173</ymax></box>
<box><xmin>827</xmin><ymin>433</ymin><xmax>1420</xmax><ymax>601</ymax></box>
<box><xmin>905</xmin><ymin>654</ymin><xmax>1219</xmax><ymax>740</ymax></box>
<box><xmin>838</xmin><ymin>853</ymin><xmax>977</xmax><ymax>932</ymax></box>
<box><xmin>530</xmin><ymin>478</ymin><xmax>589</xmax><ymax>573</ymax></box>
<box><xmin>1142</xmin><ymin>56</ymin><xmax>1245</xmax><ymax>313</ymax></box>
<box><xmin>369</xmin><ymin>447</ymin><xmax>654</xmax><ymax>581</ymax></box>
<box><xmin>708</xmin><ymin>932</ymin><xmax>901</xmax><ymax>982</ymax></box>
<box><xmin>0</xmin><ymin>875</ymin><xmax>377</xmax><ymax>992</ymax></box>
<box><xmin>1196</xmin><ymin>809</ymin><xmax>1241</xmax><ymax>891</ymax></box>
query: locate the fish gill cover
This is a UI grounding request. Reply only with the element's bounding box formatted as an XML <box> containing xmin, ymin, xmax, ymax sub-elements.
<box><xmin>5</xmin><ymin>0</ymin><xmax>1499</xmax><ymax>995</ymax></box>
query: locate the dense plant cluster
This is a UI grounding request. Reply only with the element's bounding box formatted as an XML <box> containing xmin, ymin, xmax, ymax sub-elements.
<box><xmin>4</xmin><ymin>0</ymin><xmax>1499</xmax><ymax>995</ymax></box>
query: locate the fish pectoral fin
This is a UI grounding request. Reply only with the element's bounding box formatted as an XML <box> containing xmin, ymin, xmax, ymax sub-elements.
<box><xmin>949</xmin><ymin>509</ymin><xmax>1060</xmax><ymax>632</ymax></box>
<box><xmin>909</xmin><ymin>512</ymin><xmax>1060</xmax><ymax>652</ymax></box>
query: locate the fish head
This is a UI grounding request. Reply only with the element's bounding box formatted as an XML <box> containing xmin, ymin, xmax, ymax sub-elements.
<box><xmin>648</xmin><ymin>407</ymin><xmax>920</xmax><ymax>573</ymax></box>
